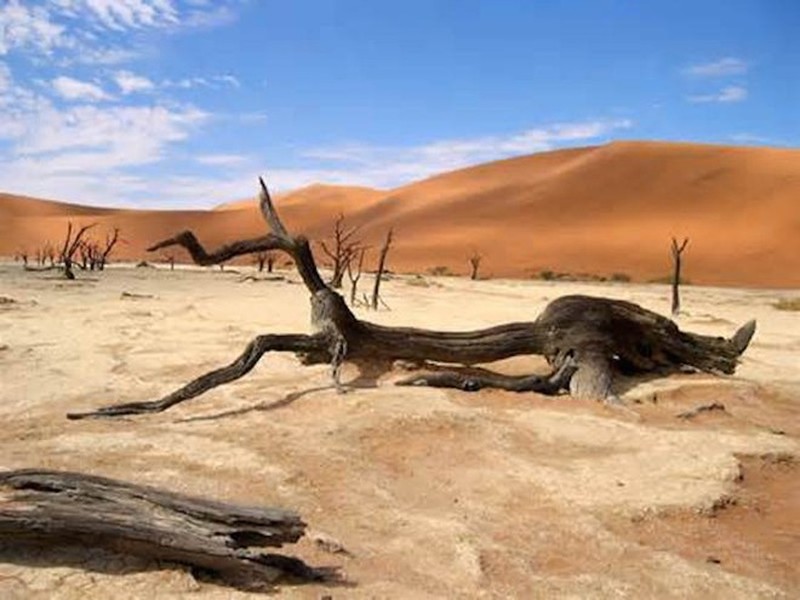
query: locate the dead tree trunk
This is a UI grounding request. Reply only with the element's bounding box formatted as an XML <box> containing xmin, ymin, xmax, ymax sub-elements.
<box><xmin>67</xmin><ymin>178</ymin><xmax>756</xmax><ymax>420</ymax></box>
<box><xmin>469</xmin><ymin>252</ymin><xmax>482</xmax><ymax>280</ymax></box>
<box><xmin>347</xmin><ymin>247</ymin><xmax>366</xmax><ymax>306</ymax></box>
<box><xmin>0</xmin><ymin>469</ymin><xmax>335</xmax><ymax>591</ymax></box>
<box><xmin>97</xmin><ymin>227</ymin><xmax>120</xmax><ymax>271</ymax></box>
<box><xmin>319</xmin><ymin>214</ymin><xmax>361</xmax><ymax>289</ymax></box>
<box><xmin>671</xmin><ymin>236</ymin><xmax>689</xmax><ymax>317</ymax></box>
<box><xmin>60</xmin><ymin>222</ymin><xmax>96</xmax><ymax>280</ymax></box>
<box><xmin>370</xmin><ymin>228</ymin><xmax>393</xmax><ymax>310</ymax></box>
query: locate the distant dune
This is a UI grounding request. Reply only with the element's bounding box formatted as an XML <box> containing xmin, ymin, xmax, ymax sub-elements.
<box><xmin>2</xmin><ymin>141</ymin><xmax>798</xmax><ymax>287</ymax></box>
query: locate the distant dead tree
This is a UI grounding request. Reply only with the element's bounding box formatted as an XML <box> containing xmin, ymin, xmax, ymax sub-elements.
<box><xmin>44</xmin><ymin>243</ymin><xmax>56</xmax><ymax>266</ymax></box>
<box><xmin>77</xmin><ymin>239</ymin><xmax>97</xmax><ymax>270</ymax></box>
<box><xmin>162</xmin><ymin>253</ymin><xmax>176</xmax><ymax>270</ymax></box>
<box><xmin>370</xmin><ymin>228</ymin><xmax>393</xmax><ymax>310</ymax></box>
<box><xmin>97</xmin><ymin>228</ymin><xmax>121</xmax><ymax>270</ymax></box>
<box><xmin>670</xmin><ymin>237</ymin><xmax>689</xmax><ymax>317</ymax></box>
<box><xmin>255</xmin><ymin>251</ymin><xmax>276</xmax><ymax>273</ymax></box>
<box><xmin>469</xmin><ymin>251</ymin><xmax>482</xmax><ymax>280</ymax></box>
<box><xmin>14</xmin><ymin>249</ymin><xmax>28</xmax><ymax>266</ymax></box>
<box><xmin>319</xmin><ymin>213</ymin><xmax>362</xmax><ymax>289</ymax></box>
<box><xmin>346</xmin><ymin>247</ymin><xmax>367</xmax><ymax>306</ymax></box>
<box><xmin>59</xmin><ymin>222</ymin><xmax>96</xmax><ymax>280</ymax></box>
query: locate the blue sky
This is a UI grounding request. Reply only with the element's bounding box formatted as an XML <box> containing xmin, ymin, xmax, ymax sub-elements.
<box><xmin>0</xmin><ymin>0</ymin><xmax>797</xmax><ymax>207</ymax></box>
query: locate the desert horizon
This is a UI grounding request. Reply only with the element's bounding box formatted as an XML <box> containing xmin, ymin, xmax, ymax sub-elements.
<box><xmin>3</xmin><ymin>140</ymin><xmax>799</xmax><ymax>289</ymax></box>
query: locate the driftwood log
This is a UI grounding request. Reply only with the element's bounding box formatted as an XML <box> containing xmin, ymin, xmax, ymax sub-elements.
<box><xmin>67</xmin><ymin>177</ymin><xmax>756</xmax><ymax>419</ymax></box>
<box><xmin>0</xmin><ymin>469</ymin><xmax>334</xmax><ymax>591</ymax></box>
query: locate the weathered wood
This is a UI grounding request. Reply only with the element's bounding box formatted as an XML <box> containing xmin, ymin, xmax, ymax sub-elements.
<box><xmin>370</xmin><ymin>228</ymin><xmax>393</xmax><ymax>310</ymax></box>
<box><xmin>0</xmin><ymin>469</ymin><xmax>332</xmax><ymax>591</ymax></box>
<box><xmin>67</xmin><ymin>177</ymin><xmax>757</xmax><ymax>419</ymax></box>
<box><xmin>671</xmin><ymin>236</ymin><xmax>689</xmax><ymax>316</ymax></box>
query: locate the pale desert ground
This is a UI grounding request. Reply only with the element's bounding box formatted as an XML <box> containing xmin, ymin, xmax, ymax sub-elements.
<box><xmin>0</xmin><ymin>262</ymin><xmax>798</xmax><ymax>599</ymax></box>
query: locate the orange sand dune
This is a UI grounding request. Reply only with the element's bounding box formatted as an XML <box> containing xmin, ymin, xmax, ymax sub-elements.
<box><xmin>1</xmin><ymin>141</ymin><xmax>798</xmax><ymax>287</ymax></box>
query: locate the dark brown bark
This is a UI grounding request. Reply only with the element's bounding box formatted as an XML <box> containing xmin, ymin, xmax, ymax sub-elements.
<box><xmin>60</xmin><ymin>222</ymin><xmax>96</xmax><ymax>280</ymax></box>
<box><xmin>67</xmin><ymin>178</ymin><xmax>757</xmax><ymax>419</ymax></box>
<box><xmin>319</xmin><ymin>213</ymin><xmax>361</xmax><ymax>289</ymax></box>
<box><xmin>671</xmin><ymin>236</ymin><xmax>689</xmax><ymax>317</ymax></box>
<box><xmin>469</xmin><ymin>252</ymin><xmax>481</xmax><ymax>280</ymax></box>
<box><xmin>0</xmin><ymin>469</ymin><xmax>336</xmax><ymax>591</ymax></box>
<box><xmin>347</xmin><ymin>247</ymin><xmax>366</xmax><ymax>306</ymax></box>
<box><xmin>370</xmin><ymin>228</ymin><xmax>393</xmax><ymax>310</ymax></box>
<box><xmin>97</xmin><ymin>227</ymin><xmax>120</xmax><ymax>270</ymax></box>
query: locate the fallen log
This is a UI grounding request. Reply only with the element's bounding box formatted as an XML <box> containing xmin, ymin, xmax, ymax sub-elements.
<box><xmin>0</xmin><ymin>469</ymin><xmax>336</xmax><ymax>591</ymax></box>
<box><xmin>67</xmin><ymin>177</ymin><xmax>756</xmax><ymax>419</ymax></box>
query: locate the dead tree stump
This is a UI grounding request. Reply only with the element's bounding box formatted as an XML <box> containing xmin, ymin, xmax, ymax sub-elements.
<box><xmin>67</xmin><ymin>178</ymin><xmax>756</xmax><ymax>419</ymax></box>
<box><xmin>671</xmin><ymin>236</ymin><xmax>689</xmax><ymax>317</ymax></box>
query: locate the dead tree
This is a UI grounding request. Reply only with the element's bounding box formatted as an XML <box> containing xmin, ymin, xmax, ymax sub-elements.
<box><xmin>68</xmin><ymin>178</ymin><xmax>756</xmax><ymax>420</ymax></box>
<box><xmin>162</xmin><ymin>253</ymin><xmax>176</xmax><ymax>270</ymax></box>
<box><xmin>370</xmin><ymin>228</ymin><xmax>393</xmax><ymax>310</ymax></box>
<box><xmin>14</xmin><ymin>249</ymin><xmax>28</xmax><ymax>266</ymax></box>
<box><xmin>97</xmin><ymin>227</ymin><xmax>120</xmax><ymax>270</ymax></box>
<box><xmin>0</xmin><ymin>469</ymin><xmax>336</xmax><ymax>591</ymax></box>
<box><xmin>469</xmin><ymin>251</ymin><xmax>482</xmax><ymax>280</ymax></box>
<box><xmin>671</xmin><ymin>237</ymin><xmax>689</xmax><ymax>317</ymax></box>
<box><xmin>319</xmin><ymin>213</ymin><xmax>361</xmax><ymax>289</ymax></box>
<box><xmin>346</xmin><ymin>247</ymin><xmax>367</xmax><ymax>306</ymax></box>
<box><xmin>60</xmin><ymin>222</ymin><xmax>96</xmax><ymax>280</ymax></box>
<box><xmin>255</xmin><ymin>251</ymin><xmax>276</xmax><ymax>273</ymax></box>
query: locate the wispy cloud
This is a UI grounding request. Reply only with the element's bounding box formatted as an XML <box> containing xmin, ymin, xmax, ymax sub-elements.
<box><xmin>0</xmin><ymin>63</ymin><xmax>210</xmax><ymax>203</ymax></box>
<box><xmin>1</xmin><ymin>1</ymin><xmax>243</xmax><ymax>65</ymax></box>
<box><xmin>52</xmin><ymin>75</ymin><xmax>112</xmax><ymax>101</ymax></box>
<box><xmin>683</xmin><ymin>57</ymin><xmax>749</xmax><ymax>77</ymax></box>
<box><xmin>302</xmin><ymin>119</ymin><xmax>633</xmax><ymax>188</ymax></box>
<box><xmin>194</xmin><ymin>153</ymin><xmax>250</xmax><ymax>166</ymax></box>
<box><xmin>730</xmin><ymin>133</ymin><xmax>795</xmax><ymax>148</ymax></box>
<box><xmin>688</xmin><ymin>85</ymin><xmax>748</xmax><ymax>104</ymax></box>
<box><xmin>0</xmin><ymin>1</ymin><xmax>67</xmax><ymax>56</ymax></box>
<box><xmin>164</xmin><ymin>74</ymin><xmax>241</xmax><ymax>89</ymax></box>
<box><xmin>113</xmin><ymin>70</ymin><xmax>155</xmax><ymax>94</ymax></box>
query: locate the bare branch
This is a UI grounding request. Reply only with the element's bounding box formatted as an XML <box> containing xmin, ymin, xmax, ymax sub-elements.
<box><xmin>68</xmin><ymin>333</ymin><xmax>329</xmax><ymax>419</ymax></box>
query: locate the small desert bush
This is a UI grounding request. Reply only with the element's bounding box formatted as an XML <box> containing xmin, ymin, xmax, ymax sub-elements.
<box><xmin>538</xmin><ymin>270</ymin><xmax>556</xmax><ymax>281</ymax></box>
<box><xmin>610</xmin><ymin>272</ymin><xmax>631</xmax><ymax>283</ymax></box>
<box><xmin>406</xmin><ymin>275</ymin><xmax>431</xmax><ymax>288</ymax></box>
<box><xmin>773</xmin><ymin>298</ymin><xmax>800</xmax><ymax>311</ymax></box>
<box><xmin>648</xmin><ymin>275</ymin><xmax>691</xmax><ymax>285</ymax></box>
<box><xmin>427</xmin><ymin>265</ymin><xmax>452</xmax><ymax>276</ymax></box>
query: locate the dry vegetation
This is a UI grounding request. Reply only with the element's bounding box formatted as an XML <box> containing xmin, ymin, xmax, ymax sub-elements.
<box><xmin>773</xmin><ymin>297</ymin><xmax>800</xmax><ymax>311</ymax></box>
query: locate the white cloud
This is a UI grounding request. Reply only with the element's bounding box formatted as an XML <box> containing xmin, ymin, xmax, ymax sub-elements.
<box><xmin>51</xmin><ymin>75</ymin><xmax>112</xmax><ymax>101</ymax></box>
<box><xmin>0</xmin><ymin>1</ymin><xmax>67</xmax><ymax>56</ymax></box>
<box><xmin>0</xmin><ymin>63</ymin><xmax>211</xmax><ymax>205</ymax></box>
<box><xmin>683</xmin><ymin>57</ymin><xmax>749</xmax><ymax>77</ymax></box>
<box><xmin>54</xmin><ymin>0</ymin><xmax>179</xmax><ymax>31</ymax></box>
<box><xmin>195</xmin><ymin>153</ymin><xmax>249</xmax><ymax>166</ymax></box>
<box><xmin>302</xmin><ymin>119</ymin><xmax>633</xmax><ymax>188</ymax></box>
<box><xmin>1</xmin><ymin>1</ymin><xmax>242</xmax><ymax>65</ymax></box>
<box><xmin>114</xmin><ymin>70</ymin><xmax>154</xmax><ymax>93</ymax></box>
<box><xmin>688</xmin><ymin>85</ymin><xmax>748</xmax><ymax>104</ymax></box>
<box><xmin>164</xmin><ymin>74</ymin><xmax>241</xmax><ymax>89</ymax></box>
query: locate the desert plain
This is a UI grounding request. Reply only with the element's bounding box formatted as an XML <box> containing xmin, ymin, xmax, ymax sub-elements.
<box><xmin>0</xmin><ymin>140</ymin><xmax>799</xmax><ymax>598</ymax></box>
<box><xmin>0</xmin><ymin>261</ymin><xmax>798</xmax><ymax>599</ymax></box>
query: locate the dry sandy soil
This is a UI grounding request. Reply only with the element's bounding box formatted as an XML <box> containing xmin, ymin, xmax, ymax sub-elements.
<box><xmin>0</xmin><ymin>263</ymin><xmax>798</xmax><ymax>599</ymax></box>
<box><xmin>3</xmin><ymin>141</ymin><xmax>800</xmax><ymax>288</ymax></box>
